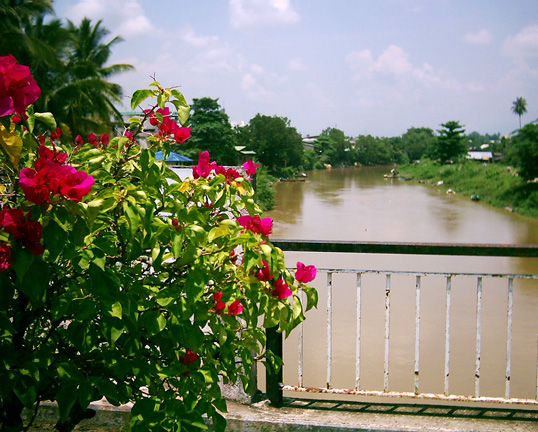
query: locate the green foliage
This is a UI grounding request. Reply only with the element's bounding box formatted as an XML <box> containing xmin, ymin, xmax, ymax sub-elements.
<box><xmin>399</xmin><ymin>159</ymin><xmax>538</xmax><ymax>218</ymax></box>
<box><xmin>254</xmin><ymin>165</ymin><xmax>276</xmax><ymax>211</ymax></box>
<box><xmin>512</xmin><ymin>97</ymin><xmax>528</xmax><ymax>129</ymax></box>
<box><xmin>401</xmin><ymin>127</ymin><xmax>436</xmax><ymax>161</ymax></box>
<box><xmin>507</xmin><ymin>122</ymin><xmax>538</xmax><ymax>181</ymax></box>
<box><xmin>0</xmin><ymin>82</ymin><xmax>317</xmax><ymax>431</ymax></box>
<box><xmin>237</xmin><ymin>114</ymin><xmax>303</xmax><ymax>173</ymax></box>
<box><xmin>435</xmin><ymin>121</ymin><xmax>466</xmax><ymax>163</ymax></box>
<box><xmin>181</xmin><ymin>98</ymin><xmax>238</xmax><ymax>165</ymax></box>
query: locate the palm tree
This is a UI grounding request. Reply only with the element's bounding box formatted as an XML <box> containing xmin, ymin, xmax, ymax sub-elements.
<box><xmin>45</xmin><ymin>18</ymin><xmax>134</xmax><ymax>137</ymax></box>
<box><xmin>512</xmin><ymin>97</ymin><xmax>528</xmax><ymax>129</ymax></box>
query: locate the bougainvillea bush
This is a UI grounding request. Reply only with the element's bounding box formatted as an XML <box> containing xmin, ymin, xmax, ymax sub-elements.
<box><xmin>0</xmin><ymin>55</ymin><xmax>317</xmax><ymax>432</ymax></box>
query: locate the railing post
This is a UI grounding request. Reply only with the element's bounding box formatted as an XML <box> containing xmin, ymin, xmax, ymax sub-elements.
<box><xmin>266</xmin><ymin>326</ymin><xmax>283</xmax><ymax>406</ymax></box>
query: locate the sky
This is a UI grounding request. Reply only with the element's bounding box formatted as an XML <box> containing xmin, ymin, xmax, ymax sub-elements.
<box><xmin>52</xmin><ymin>0</ymin><xmax>538</xmax><ymax>138</ymax></box>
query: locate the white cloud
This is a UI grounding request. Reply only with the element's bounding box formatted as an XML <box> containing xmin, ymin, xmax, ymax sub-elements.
<box><xmin>229</xmin><ymin>0</ymin><xmax>300</xmax><ymax>29</ymax></box>
<box><xmin>241</xmin><ymin>73</ymin><xmax>272</xmax><ymax>100</ymax></box>
<box><xmin>287</xmin><ymin>57</ymin><xmax>308</xmax><ymax>72</ymax></box>
<box><xmin>502</xmin><ymin>24</ymin><xmax>538</xmax><ymax>58</ymax></box>
<box><xmin>181</xmin><ymin>27</ymin><xmax>219</xmax><ymax>48</ymax></box>
<box><xmin>346</xmin><ymin>45</ymin><xmax>439</xmax><ymax>85</ymax></box>
<box><xmin>463</xmin><ymin>29</ymin><xmax>493</xmax><ymax>45</ymax></box>
<box><xmin>64</xmin><ymin>0</ymin><xmax>154</xmax><ymax>37</ymax></box>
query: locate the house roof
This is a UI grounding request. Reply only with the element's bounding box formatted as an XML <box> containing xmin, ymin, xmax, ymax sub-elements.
<box><xmin>155</xmin><ymin>151</ymin><xmax>193</xmax><ymax>162</ymax></box>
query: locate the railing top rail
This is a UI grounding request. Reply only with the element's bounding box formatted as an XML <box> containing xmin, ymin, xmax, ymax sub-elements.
<box><xmin>271</xmin><ymin>239</ymin><xmax>538</xmax><ymax>258</ymax></box>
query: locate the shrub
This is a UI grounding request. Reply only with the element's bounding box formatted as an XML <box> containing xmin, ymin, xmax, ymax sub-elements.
<box><xmin>0</xmin><ymin>56</ymin><xmax>317</xmax><ymax>432</ymax></box>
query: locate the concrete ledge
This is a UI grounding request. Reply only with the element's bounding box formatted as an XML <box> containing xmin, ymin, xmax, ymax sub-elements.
<box><xmin>27</xmin><ymin>399</ymin><xmax>538</xmax><ymax>432</ymax></box>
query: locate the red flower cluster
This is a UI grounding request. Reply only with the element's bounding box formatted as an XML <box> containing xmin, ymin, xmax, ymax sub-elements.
<box><xmin>213</xmin><ymin>292</ymin><xmax>243</xmax><ymax>315</ymax></box>
<box><xmin>75</xmin><ymin>133</ymin><xmax>109</xmax><ymax>148</ymax></box>
<box><xmin>0</xmin><ymin>55</ymin><xmax>41</xmax><ymax>118</ymax></box>
<box><xmin>0</xmin><ymin>208</ymin><xmax>44</xmax><ymax>255</ymax></box>
<box><xmin>237</xmin><ymin>215</ymin><xmax>272</xmax><ymax>236</ymax></box>
<box><xmin>146</xmin><ymin>107</ymin><xmax>190</xmax><ymax>143</ymax></box>
<box><xmin>193</xmin><ymin>151</ymin><xmax>260</xmax><ymax>185</ymax></box>
<box><xmin>19</xmin><ymin>144</ymin><xmax>95</xmax><ymax>205</ymax></box>
<box><xmin>0</xmin><ymin>242</ymin><xmax>11</xmax><ymax>272</ymax></box>
<box><xmin>253</xmin><ymin>260</ymin><xmax>292</xmax><ymax>300</ymax></box>
<box><xmin>179</xmin><ymin>348</ymin><xmax>198</xmax><ymax>365</ymax></box>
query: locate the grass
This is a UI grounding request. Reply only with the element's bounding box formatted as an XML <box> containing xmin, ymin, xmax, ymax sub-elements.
<box><xmin>398</xmin><ymin>159</ymin><xmax>538</xmax><ymax>219</ymax></box>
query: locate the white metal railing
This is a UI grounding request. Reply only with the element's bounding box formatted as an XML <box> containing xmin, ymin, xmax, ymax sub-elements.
<box><xmin>282</xmin><ymin>268</ymin><xmax>538</xmax><ymax>405</ymax></box>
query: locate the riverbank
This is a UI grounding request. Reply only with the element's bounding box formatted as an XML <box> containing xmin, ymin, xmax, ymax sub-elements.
<box><xmin>398</xmin><ymin>160</ymin><xmax>538</xmax><ymax>219</ymax></box>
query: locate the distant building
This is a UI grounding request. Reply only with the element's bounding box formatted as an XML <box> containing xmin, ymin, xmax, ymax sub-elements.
<box><xmin>466</xmin><ymin>151</ymin><xmax>502</xmax><ymax>163</ymax></box>
<box><xmin>302</xmin><ymin>135</ymin><xmax>318</xmax><ymax>151</ymax></box>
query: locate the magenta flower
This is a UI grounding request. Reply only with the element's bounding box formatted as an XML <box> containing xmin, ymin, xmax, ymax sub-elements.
<box><xmin>193</xmin><ymin>151</ymin><xmax>217</xmax><ymax>179</ymax></box>
<box><xmin>174</xmin><ymin>126</ymin><xmax>191</xmax><ymax>143</ymax></box>
<box><xmin>59</xmin><ymin>166</ymin><xmax>95</xmax><ymax>202</ymax></box>
<box><xmin>255</xmin><ymin>260</ymin><xmax>273</xmax><ymax>282</ymax></box>
<box><xmin>295</xmin><ymin>262</ymin><xmax>317</xmax><ymax>283</ymax></box>
<box><xmin>0</xmin><ymin>55</ymin><xmax>41</xmax><ymax>118</ymax></box>
<box><xmin>237</xmin><ymin>215</ymin><xmax>272</xmax><ymax>236</ymax></box>
<box><xmin>227</xmin><ymin>299</ymin><xmax>243</xmax><ymax>315</ymax></box>
<box><xmin>272</xmin><ymin>278</ymin><xmax>292</xmax><ymax>300</ymax></box>
<box><xmin>243</xmin><ymin>159</ymin><xmax>261</xmax><ymax>177</ymax></box>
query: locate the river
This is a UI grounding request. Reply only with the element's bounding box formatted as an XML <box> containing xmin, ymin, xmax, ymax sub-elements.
<box><xmin>265</xmin><ymin>166</ymin><xmax>538</xmax><ymax>403</ymax></box>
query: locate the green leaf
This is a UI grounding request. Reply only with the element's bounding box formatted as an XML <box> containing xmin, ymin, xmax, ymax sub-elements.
<box><xmin>131</xmin><ymin>89</ymin><xmax>156</xmax><ymax>111</ymax></box>
<box><xmin>19</xmin><ymin>256</ymin><xmax>49</xmax><ymax>306</ymax></box>
<box><xmin>101</xmin><ymin>297</ymin><xmax>123</xmax><ymax>319</ymax></box>
<box><xmin>211</xmin><ymin>411</ymin><xmax>227</xmax><ymax>432</ymax></box>
<box><xmin>34</xmin><ymin>112</ymin><xmax>57</xmax><ymax>130</ymax></box>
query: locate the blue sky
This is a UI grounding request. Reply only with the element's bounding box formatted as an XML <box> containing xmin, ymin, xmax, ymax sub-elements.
<box><xmin>53</xmin><ymin>0</ymin><xmax>538</xmax><ymax>138</ymax></box>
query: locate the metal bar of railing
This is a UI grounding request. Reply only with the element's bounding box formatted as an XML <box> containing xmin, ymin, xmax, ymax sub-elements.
<box><xmin>475</xmin><ymin>277</ymin><xmax>483</xmax><ymax>398</ymax></box>
<box><xmin>384</xmin><ymin>274</ymin><xmax>391</xmax><ymax>392</ymax></box>
<box><xmin>356</xmin><ymin>273</ymin><xmax>361</xmax><ymax>391</ymax></box>
<box><xmin>505</xmin><ymin>277</ymin><xmax>514</xmax><ymax>399</ymax></box>
<box><xmin>414</xmin><ymin>275</ymin><xmax>421</xmax><ymax>395</ymax></box>
<box><xmin>444</xmin><ymin>276</ymin><xmax>452</xmax><ymax>396</ymax></box>
<box><xmin>327</xmin><ymin>272</ymin><xmax>333</xmax><ymax>389</ymax></box>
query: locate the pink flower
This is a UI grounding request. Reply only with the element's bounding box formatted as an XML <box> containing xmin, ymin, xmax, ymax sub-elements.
<box><xmin>295</xmin><ymin>262</ymin><xmax>317</xmax><ymax>283</ymax></box>
<box><xmin>124</xmin><ymin>131</ymin><xmax>133</xmax><ymax>141</ymax></box>
<box><xmin>255</xmin><ymin>260</ymin><xmax>273</xmax><ymax>282</ymax></box>
<box><xmin>0</xmin><ymin>242</ymin><xmax>11</xmax><ymax>272</ymax></box>
<box><xmin>59</xmin><ymin>165</ymin><xmax>95</xmax><ymax>202</ymax></box>
<box><xmin>0</xmin><ymin>55</ymin><xmax>41</xmax><ymax>118</ymax></box>
<box><xmin>272</xmin><ymin>278</ymin><xmax>292</xmax><ymax>300</ymax></box>
<box><xmin>237</xmin><ymin>215</ymin><xmax>272</xmax><ymax>236</ymax></box>
<box><xmin>227</xmin><ymin>299</ymin><xmax>243</xmax><ymax>315</ymax></box>
<box><xmin>75</xmin><ymin>134</ymin><xmax>84</xmax><ymax>147</ymax></box>
<box><xmin>193</xmin><ymin>151</ymin><xmax>217</xmax><ymax>179</ymax></box>
<box><xmin>243</xmin><ymin>159</ymin><xmax>261</xmax><ymax>177</ymax></box>
<box><xmin>174</xmin><ymin>126</ymin><xmax>190</xmax><ymax>143</ymax></box>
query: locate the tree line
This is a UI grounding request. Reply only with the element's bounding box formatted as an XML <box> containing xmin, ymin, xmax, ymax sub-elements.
<box><xmin>182</xmin><ymin>96</ymin><xmax>537</xmax><ymax>180</ymax></box>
